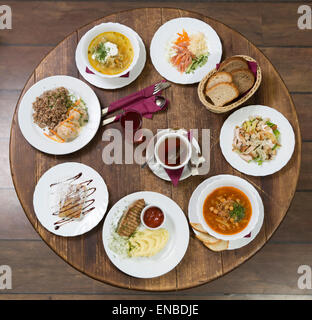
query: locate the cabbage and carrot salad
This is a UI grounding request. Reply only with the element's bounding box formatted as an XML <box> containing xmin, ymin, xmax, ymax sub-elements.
<box><xmin>168</xmin><ymin>29</ymin><xmax>209</xmax><ymax>74</ymax></box>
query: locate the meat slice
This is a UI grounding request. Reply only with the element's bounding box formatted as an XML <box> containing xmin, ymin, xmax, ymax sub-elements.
<box><xmin>116</xmin><ymin>199</ymin><xmax>145</xmax><ymax>237</ymax></box>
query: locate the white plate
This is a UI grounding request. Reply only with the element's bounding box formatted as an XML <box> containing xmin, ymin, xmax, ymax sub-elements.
<box><xmin>18</xmin><ymin>76</ymin><xmax>101</xmax><ymax>155</ymax></box>
<box><xmin>75</xmin><ymin>29</ymin><xmax>146</xmax><ymax>89</ymax></box>
<box><xmin>188</xmin><ymin>175</ymin><xmax>264</xmax><ymax>250</ymax></box>
<box><xmin>33</xmin><ymin>162</ymin><xmax>109</xmax><ymax>237</ymax></box>
<box><xmin>150</xmin><ymin>17</ymin><xmax>222</xmax><ymax>84</ymax></box>
<box><xmin>102</xmin><ymin>191</ymin><xmax>189</xmax><ymax>278</ymax></box>
<box><xmin>220</xmin><ymin>105</ymin><xmax>295</xmax><ymax>176</ymax></box>
<box><xmin>146</xmin><ymin>129</ymin><xmax>192</xmax><ymax>181</ymax></box>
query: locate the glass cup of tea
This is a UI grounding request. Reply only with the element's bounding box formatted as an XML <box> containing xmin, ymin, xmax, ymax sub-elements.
<box><xmin>154</xmin><ymin>132</ymin><xmax>192</xmax><ymax>170</ymax></box>
<box><xmin>120</xmin><ymin>110</ymin><xmax>143</xmax><ymax>143</ymax></box>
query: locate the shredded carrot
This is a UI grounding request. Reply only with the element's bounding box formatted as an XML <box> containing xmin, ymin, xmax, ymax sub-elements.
<box><xmin>175</xmin><ymin>55</ymin><xmax>182</xmax><ymax>66</ymax></box>
<box><xmin>49</xmin><ymin>129</ymin><xmax>65</xmax><ymax>142</ymax></box>
<box><xmin>72</xmin><ymin>107</ymin><xmax>83</xmax><ymax>114</ymax></box>
<box><xmin>174</xmin><ymin>29</ymin><xmax>190</xmax><ymax>44</ymax></box>
<box><xmin>66</xmin><ymin>106</ymin><xmax>83</xmax><ymax>117</ymax></box>
<box><xmin>44</xmin><ymin>132</ymin><xmax>64</xmax><ymax>143</ymax></box>
<box><xmin>66</xmin><ymin>106</ymin><xmax>73</xmax><ymax>116</ymax></box>
<box><xmin>73</xmin><ymin>99</ymin><xmax>81</xmax><ymax>107</ymax></box>
<box><xmin>58</xmin><ymin>115</ymin><xmax>74</xmax><ymax>126</ymax></box>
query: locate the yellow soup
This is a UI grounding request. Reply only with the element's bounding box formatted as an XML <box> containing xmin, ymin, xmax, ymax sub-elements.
<box><xmin>88</xmin><ymin>32</ymin><xmax>134</xmax><ymax>75</ymax></box>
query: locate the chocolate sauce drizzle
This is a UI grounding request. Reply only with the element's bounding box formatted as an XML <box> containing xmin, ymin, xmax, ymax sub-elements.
<box><xmin>50</xmin><ymin>172</ymin><xmax>96</xmax><ymax>230</ymax></box>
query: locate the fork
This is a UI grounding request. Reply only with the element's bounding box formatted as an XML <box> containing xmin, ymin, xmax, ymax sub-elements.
<box><xmin>152</xmin><ymin>81</ymin><xmax>171</xmax><ymax>95</ymax></box>
<box><xmin>101</xmin><ymin>81</ymin><xmax>171</xmax><ymax>116</ymax></box>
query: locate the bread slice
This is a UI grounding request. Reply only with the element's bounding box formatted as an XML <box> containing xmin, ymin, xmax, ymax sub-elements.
<box><xmin>195</xmin><ymin>231</ymin><xmax>219</xmax><ymax>244</ymax></box>
<box><xmin>206</xmin><ymin>71</ymin><xmax>233</xmax><ymax>89</ymax></box>
<box><xmin>219</xmin><ymin>57</ymin><xmax>249</xmax><ymax>73</ymax></box>
<box><xmin>190</xmin><ymin>222</ymin><xmax>207</xmax><ymax>234</ymax></box>
<box><xmin>204</xmin><ymin>239</ymin><xmax>229</xmax><ymax>252</ymax></box>
<box><xmin>231</xmin><ymin>68</ymin><xmax>255</xmax><ymax>94</ymax></box>
<box><xmin>205</xmin><ymin>82</ymin><xmax>239</xmax><ymax>107</ymax></box>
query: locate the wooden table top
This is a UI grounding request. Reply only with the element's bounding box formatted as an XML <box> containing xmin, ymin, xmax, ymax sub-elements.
<box><xmin>9</xmin><ymin>7</ymin><xmax>301</xmax><ymax>291</ymax></box>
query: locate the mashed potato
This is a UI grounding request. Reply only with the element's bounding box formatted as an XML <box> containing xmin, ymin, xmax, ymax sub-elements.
<box><xmin>128</xmin><ymin>228</ymin><xmax>169</xmax><ymax>257</ymax></box>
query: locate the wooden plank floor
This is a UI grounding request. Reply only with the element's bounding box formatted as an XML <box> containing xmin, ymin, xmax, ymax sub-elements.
<box><xmin>1</xmin><ymin>1</ymin><xmax>312</xmax><ymax>299</ymax></box>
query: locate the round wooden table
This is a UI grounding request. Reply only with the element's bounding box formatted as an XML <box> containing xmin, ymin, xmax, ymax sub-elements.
<box><xmin>10</xmin><ymin>8</ymin><xmax>301</xmax><ymax>291</ymax></box>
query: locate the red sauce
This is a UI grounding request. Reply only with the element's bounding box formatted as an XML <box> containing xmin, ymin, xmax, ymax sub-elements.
<box><xmin>143</xmin><ymin>206</ymin><xmax>164</xmax><ymax>228</ymax></box>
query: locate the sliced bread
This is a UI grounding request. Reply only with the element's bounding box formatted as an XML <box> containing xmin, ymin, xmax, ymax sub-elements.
<box><xmin>206</xmin><ymin>71</ymin><xmax>233</xmax><ymax>89</ymax></box>
<box><xmin>219</xmin><ymin>57</ymin><xmax>249</xmax><ymax>73</ymax></box>
<box><xmin>231</xmin><ymin>68</ymin><xmax>255</xmax><ymax>94</ymax></box>
<box><xmin>205</xmin><ymin>82</ymin><xmax>239</xmax><ymax>107</ymax></box>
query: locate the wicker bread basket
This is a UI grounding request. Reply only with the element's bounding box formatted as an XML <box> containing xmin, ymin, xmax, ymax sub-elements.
<box><xmin>197</xmin><ymin>55</ymin><xmax>262</xmax><ymax>114</ymax></box>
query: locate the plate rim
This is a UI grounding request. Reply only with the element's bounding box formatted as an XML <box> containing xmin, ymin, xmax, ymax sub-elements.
<box><xmin>150</xmin><ymin>17</ymin><xmax>222</xmax><ymax>84</ymax></box>
<box><xmin>33</xmin><ymin>162</ymin><xmax>109</xmax><ymax>237</ymax></box>
<box><xmin>17</xmin><ymin>75</ymin><xmax>101</xmax><ymax>155</ymax></box>
<box><xmin>219</xmin><ymin>104</ymin><xmax>296</xmax><ymax>176</ymax></box>
<box><xmin>102</xmin><ymin>190</ymin><xmax>190</xmax><ymax>278</ymax></box>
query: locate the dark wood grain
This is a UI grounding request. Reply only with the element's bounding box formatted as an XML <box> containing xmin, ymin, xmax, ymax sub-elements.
<box><xmin>298</xmin><ymin>142</ymin><xmax>312</xmax><ymax>190</ymax></box>
<box><xmin>0</xmin><ymin>90</ymin><xmax>20</xmax><ymax>139</ymax></box>
<box><xmin>1</xmin><ymin>238</ymin><xmax>312</xmax><ymax>296</ymax></box>
<box><xmin>0</xmin><ymin>139</ymin><xmax>13</xmax><ymax>188</ymax></box>
<box><xmin>3</xmin><ymin>2</ymin><xmax>311</xmax><ymax>47</ymax></box>
<box><xmin>261</xmin><ymin>47</ymin><xmax>312</xmax><ymax>93</ymax></box>
<box><xmin>0</xmin><ymin>189</ymin><xmax>39</xmax><ymax>239</ymax></box>
<box><xmin>293</xmin><ymin>94</ymin><xmax>312</xmax><ymax>141</ymax></box>
<box><xmin>3</xmin><ymin>47</ymin><xmax>312</xmax><ymax>94</ymax></box>
<box><xmin>0</xmin><ymin>46</ymin><xmax>52</xmax><ymax>90</ymax></box>
<box><xmin>9</xmin><ymin>7</ymin><xmax>302</xmax><ymax>291</ymax></box>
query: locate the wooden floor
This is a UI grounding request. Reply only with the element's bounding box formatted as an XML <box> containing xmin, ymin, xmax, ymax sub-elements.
<box><xmin>1</xmin><ymin>1</ymin><xmax>312</xmax><ymax>299</ymax></box>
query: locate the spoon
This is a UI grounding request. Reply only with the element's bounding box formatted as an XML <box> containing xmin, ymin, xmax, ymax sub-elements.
<box><xmin>155</xmin><ymin>95</ymin><xmax>166</xmax><ymax>109</ymax></box>
<box><xmin>102</xmin><ymin>96</ymin><xmax>167</xmax><ymax>126</ymax></box>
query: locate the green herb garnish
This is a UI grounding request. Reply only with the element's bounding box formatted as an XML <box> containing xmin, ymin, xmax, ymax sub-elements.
<box><xmin>229</xmin><ymin>202</ymin><xmax>246</xmax><ymax>222</ymax></box>
<box><xmin>93</xmin><ymin>42</ymin><xmax>109</xmax><ymax>63</ymax></box>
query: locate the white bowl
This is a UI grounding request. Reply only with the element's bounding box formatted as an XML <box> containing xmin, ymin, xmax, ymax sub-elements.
<box><xmin>80</xmin><ymin>22</ymin><xmax>140</xmax><ymax>78</ymax></box>
<box><xmin>197</xmin><ymin>177</ymin><xmax>260</xmax><ymax>241</ymax></box>
<box><xmin>140</xmin><ymin>204</ymin><xmax>166</xmax><ymax>230</ymax></box>
<box><xmin>154</xmin><ymin>132</ymin><xmax>192</xmax><ymax>170</ymax></box>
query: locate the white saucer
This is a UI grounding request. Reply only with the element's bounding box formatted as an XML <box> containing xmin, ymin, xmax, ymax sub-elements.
<box><xmin>188</xmin><ymin>174</ymin><xmax>264</xmax><ymax>250</ymax></box>
<box><xmin>75</xmin><ymin>31</ymin><xmax>146</xmax><ymax>90</ymax></box>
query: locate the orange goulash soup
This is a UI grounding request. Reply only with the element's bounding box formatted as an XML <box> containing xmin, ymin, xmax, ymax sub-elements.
<box><xmin>203</xmin><ymin>186</ymin><xmax>252</xmax><ymax>235</ymax></box>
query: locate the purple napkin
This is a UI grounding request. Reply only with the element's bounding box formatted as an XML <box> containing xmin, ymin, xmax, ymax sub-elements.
<box><xmin>108</xmin><ymin>80</ymin><xmax>167</xmax><ymax>114</ymax></box>
<box><xmin>114</xmin><ymin>96</ymin><xmax>169</xmax><ymax>122</ymax></box>
<box><xmin>164</xmin><ymin>131</ymin><xmax>192</xmax><ymax>187</ymax></box>
<box><xmin>164</xmin><ymin>167</ymin><xmax>184</xmax><ymax>187</ymax></box>
<box><xmin>85</xmin><ymin>67</ymin><xmax>130</xmax><ymax>78</ymax></box>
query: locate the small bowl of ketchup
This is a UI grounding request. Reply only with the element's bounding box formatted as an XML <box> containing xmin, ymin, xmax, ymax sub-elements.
<box><xmin>141</xmin><ymin>205</ymin><xmax>166</xmax><ymax>230</ymax></box>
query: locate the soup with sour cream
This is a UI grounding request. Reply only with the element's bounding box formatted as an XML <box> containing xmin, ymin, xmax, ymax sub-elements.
<box><xmin>87</xmin><ymin>31</ymin><xmax>134</xmax><ymax>75</ymax></box>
